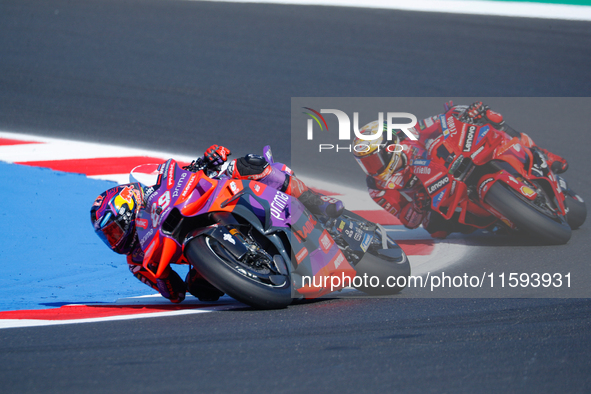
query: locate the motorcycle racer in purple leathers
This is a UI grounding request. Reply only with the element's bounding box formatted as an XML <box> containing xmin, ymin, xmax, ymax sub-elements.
<box><xmin>91</xmin><ymin>145</ymin><xmax>344</xmax><ymax>303</ymax></box>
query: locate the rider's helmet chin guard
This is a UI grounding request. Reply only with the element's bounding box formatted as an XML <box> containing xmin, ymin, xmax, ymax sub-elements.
<box><xmin>90</xmin><ymin>183</ymin><xmax>144</xmax><ymax>254</ymax></box>
<box><xmin>353</xmin><ymin>120</ymin><xmax>402</xmax><ymax>178</ymax></box>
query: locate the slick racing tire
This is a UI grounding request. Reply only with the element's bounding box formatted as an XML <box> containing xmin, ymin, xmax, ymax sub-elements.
<box><xmin>185</xmin><ymin>235</ymin><xmax>292</xmax><ymax>310</ymax></box>
<box><xmin>564</xmin><ymin>193</ymin><xmax>587</xmax><ymax>230</ymax></box>
<box><xmin>354</xmin><ymin>247</ymin><xmax>411</xmax><ymax>296</ymax></box>
<box><xmin>338</xmin><ymin>209</ymin><xmax>411</xmax><ymax>296</ymax></box>
<box><xmin>484</xmin><ymin>182</ymin><xmax>572</xmax><ymax>245</ymax></box>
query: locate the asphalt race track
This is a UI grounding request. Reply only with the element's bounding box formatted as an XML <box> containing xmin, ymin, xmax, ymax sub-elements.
<box><xmin>1</xmin><ymin>1</ymin><xmax>591</xmax><ymax>392</ymax></box>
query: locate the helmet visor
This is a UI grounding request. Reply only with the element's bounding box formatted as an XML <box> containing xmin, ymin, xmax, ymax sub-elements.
<box><xmin>96</xmin><ymin>219</ymin><xmax>125</xmax><ymax>250</ymax></box>
<box><xmin>355</xmin><ymin>150</ymin><xmax>389</xmax><ymax>176</ymax></box>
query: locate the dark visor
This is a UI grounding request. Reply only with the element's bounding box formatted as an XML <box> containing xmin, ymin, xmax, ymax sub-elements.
<box><xmin>96</xmin><ymin>220</ymin><xmax>125</xmax><ymax>249</ymax></box>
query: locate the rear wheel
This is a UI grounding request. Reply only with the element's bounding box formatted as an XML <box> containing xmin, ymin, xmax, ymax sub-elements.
<box><xmin>335</xmin><ymin>210</ymin><xmax>411</xmax><ymax>296</ymax></box>
<box><xmin>185</xmin><ymin>235</ymin><xmax>292</xmax><ymax>309</ymax></box>
<box><xmin>354</xmin><ymin>247</ymin><xmax>411</xmax><ymax>296</ymax></box>
<box><xmin>484</xmin><ymin>182</ymin><xmax>571</xmax><ymax>245</ymax></box>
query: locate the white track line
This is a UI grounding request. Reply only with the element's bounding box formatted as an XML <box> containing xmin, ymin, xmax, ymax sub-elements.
<box><xmin>0</xmin><ymin>131</ymin><xmax>196</xmax><ymax>164</ymax></box>
<box><xmin>194</xmin><ymin>0</ymin><xmax>591</xmax><ymax>21</ymax></box>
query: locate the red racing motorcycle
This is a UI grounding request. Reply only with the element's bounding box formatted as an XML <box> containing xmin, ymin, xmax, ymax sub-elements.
<box><xmin>413</xmin><ymin>109</ymin><xmax>586</xmax><ymax>244</ymax></box>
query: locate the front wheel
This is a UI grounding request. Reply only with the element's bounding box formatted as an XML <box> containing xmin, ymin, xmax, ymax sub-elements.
<box><xmin>564</xmin><ymin>192</ymin><xmax>587</xmax><ymax>230</ymax></box>
<box><xmin>484</xmin><ymin>182</ymin><xmax>571</xmax><ymax>245</ymax></box>
<box><xmin>185</xmin><ymin>235</ymin><xmax>292</xmax><ymax>309</ymax></box>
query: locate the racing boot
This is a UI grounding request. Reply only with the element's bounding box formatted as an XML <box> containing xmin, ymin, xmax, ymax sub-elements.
<box><xmin>185</xmin><ymin>268</ymin><xmax>224</xmax><ymax>302</ymax></box>
<box><xmin>518</xmin><ymin>133</ymin><xmax>568</xmax><ymax>174</ymax></box>
<box><xmin>282</xmin><ymin>172</ymin><xmax>344</xmax><ymax>218</ymax></box>
<box><xmin>156</xmin><ymin>267</ymin><xmax>187</xmax><ymax>303</ymax></box>
<box><xmin>297</xmin><ymin>189</ymin><xmax>344</xmax><ymax>219</ymax></box>
<box><xmin>424</xmin><ymin>211</ymin><xmax>475</xmax><ymax>239</ymax></box>
<box><xmin>537</xmin><ymin>147</ymin><xmax>568</xmax><ymax>174</ymax></box>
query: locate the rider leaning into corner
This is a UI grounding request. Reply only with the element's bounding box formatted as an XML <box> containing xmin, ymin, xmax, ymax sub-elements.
<box><xmin>90</xmin><ymin>146</ymin><xmax>345</xmax><ymax>304</ymax></box>
<box><xmin>353</xmin><ymin>101</ymin><xmax>569</xmax><ymax>239</ymax></box>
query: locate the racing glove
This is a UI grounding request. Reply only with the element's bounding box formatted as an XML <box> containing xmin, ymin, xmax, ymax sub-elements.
<box><xmin>368</xmin><ymin>188</ymin><xmax>400</xmax><ymax>216</ymax></box>
<box><xmin>462</xmin><ymin>101</ymin><xmax>504</xmax><ymax>125</ymax></box>
<box><xmin>462</xmin><ymin>101</ymin><xmax>487</xmax><ymax>122</ymax></box>
<box><xmin>398</xmin><ymin>191</ymin><xmax>430</xmax><ymax>230</ymax></box>
<box><xmin>519</xmin><ymin>133</ymin><xmax>569</xmax><ymax>174</ymax></box>
<box><xmin>156</xmin><ymin>268</ymin><xmax>187</xmax><ymax>303</ymax></box>
<box><xmin>203</xmin><ymin>145</ymin><xmax>231</xmax><ymax>168</ymax></box>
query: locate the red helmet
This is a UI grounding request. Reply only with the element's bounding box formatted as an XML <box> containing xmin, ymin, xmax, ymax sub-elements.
<box><xmin>353</xmin><ymin>120</ymin><xmax>403</xmax><ymax>177</ymax></box>
<box><xmin>90</xmin><ymin>183</ymin><xmax>144</xmax><ymax>254</ymax></box>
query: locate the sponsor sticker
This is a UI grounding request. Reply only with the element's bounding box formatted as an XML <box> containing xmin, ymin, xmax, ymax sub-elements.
<box><xmin>478</xmin><ymin>177</ymin><xmax>494</xmax><ymax>199</ymax></box>
<box><xmin>295</xmin><ymin>247</ymin><xmax>309</xmax><ymax>263</ymax></box>
<box><xmin>387</xmin><ymin>173</ymin><xmax>404</xmax><ymax>189</ymax></box>
<box><xmin>360</xmin><ymin>233</ymin><xmax>372</xmax><ymax>252</ymax></box>
<box><xmin>475</xmin><ymin>125</ymin><xmax>490</xmax><ymax>145</ymax></box>
<box><xmin>333</xmin><ymin>252</ymin><xmax>346</xmax><ymax>269</ymax></box>
<box><xmin>439</xmin><ymin>114</ymin><xmax>449</xmax><ymax>139</ymax></box>
<box><xmin>135</xmin><ymin>218</ymin><xmax>149</xmax><ymax>230</ymax></box>
<box><xmin>463</xmin><ymin>125</ymin><xmax>477</xmax><ymax>152</ymax></box>
<box><xmin>319</xmin><ymin>230</ymin><xmax>334</xmax><ymax>253</ymax></box>
<box><xmin>270</xmin><ymin>191</ymin><xmax>289</xmax><ymax>220</ymax></box>
<box><xmin>229</xmin><ymin>181</ymin><xmax>239</xmax><ymax>195</ymax></box>
<box><xmin>471</xmin><ymin>145</ymin><xmax>484</xmax><ymax>159</ymax></box>
<box><xmin>180</xmin><ymin>173</ymin><xmax>198</xmax><ymax>200</ymax></box>
<box><xmin>432</xmin><ymin>190</ymin><xmax>446</xmax><ymax>208</ymax></box>
<box><xmin>426</xmin><ymin>175</ymin><xmax>450</xmax><ymax>195</ymax></box>
<box><xmin>520</xmin><ymin>186</ymin><xmax>536</xmax><ymax>198</ymax></box>
<box><xmin>223</xmin><ymin>233</ymin><xmax>236</xmax><ymax>245</ymax></box>
<box><xmin>412</xmin><ymin>158</ymin><xmax>431</xmax><ymax>166</ymax></box>
<box><xmin>167</xmin><ymin>162</ymin><xmax>176</xmax><ymax>188</ymax></box>
<box><xmin>247</xmin><ymin>165</ymin><xmax>271</xmax><ymax>180</ymax></box>
<box><xmin>413</xmin><ymin>166</ymin><xmax>431</xmax><ymax>175</ymax></box>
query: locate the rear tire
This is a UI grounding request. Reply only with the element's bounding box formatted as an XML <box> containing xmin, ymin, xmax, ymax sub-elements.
<box><xmin>185</xmin><ymin>235</ymin><xmax>292</xmax><ymax>309</ymax></box>
<box><xmin>355</xmin><ymin>247</ymin><xmax>411</xmax><ymax>296</ymax></box>
<box><xmin>484</xmin><ymin>182</ymin><xmax>571</xmax><ymax>245</ymax></box>
<box><xmin>338</xmin><ymin>209</ymin><xmax>411</xmax><ymax>296</ymax></box>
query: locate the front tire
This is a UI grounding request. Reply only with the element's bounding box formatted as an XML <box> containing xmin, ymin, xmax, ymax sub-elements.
<box><xmin>564</xmin><ymin>193</ymin><xmax>587</xmax><ymax>230</ymax></box>
<box><xmin>185</xmin><ymin>236</ymin><xmax>292</xmax><ymax>309</ymax></box>
<box><xmin>484</xmin><ymin>182</ymin><xmax>571</xmax><ymax>245</ymax></box>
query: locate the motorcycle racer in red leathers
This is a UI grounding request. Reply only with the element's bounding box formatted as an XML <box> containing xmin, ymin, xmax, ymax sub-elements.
<box><xmin>91</xmin><ymin>145</ymin><xmax>344</xmax><ymax>304</ymax></box>
<box><xmin>353</xmin><ymin>101</ymin><xmax>569</xmax><ymax>239</ymax></box>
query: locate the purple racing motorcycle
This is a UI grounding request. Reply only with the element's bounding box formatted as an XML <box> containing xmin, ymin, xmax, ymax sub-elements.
<box><xmin>130</xmin><ymin>146</ymin><xmax>411</xmax><ymax>309</ymax></box>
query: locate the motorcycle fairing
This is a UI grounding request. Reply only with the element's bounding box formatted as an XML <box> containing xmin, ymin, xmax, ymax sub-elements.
<box><xmin>134</xmin><ymin>159</ymin><xmax>356</xmax><ymax>292</ymax></box>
